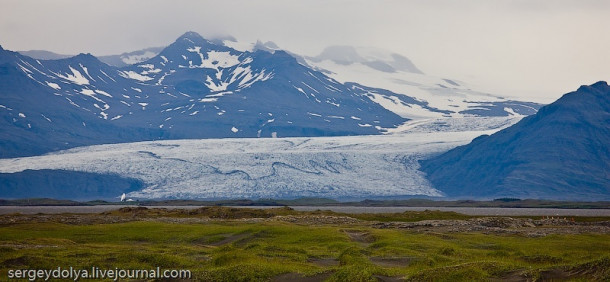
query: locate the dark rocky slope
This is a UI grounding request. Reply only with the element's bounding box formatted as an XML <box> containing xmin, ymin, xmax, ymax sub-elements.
<box><xmin>420</xmin><ymin>81</ymin><xmax>610</xmax><ymax>200</ymax></box>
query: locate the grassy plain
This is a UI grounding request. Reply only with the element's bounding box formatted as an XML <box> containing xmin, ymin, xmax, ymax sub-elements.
<box><xmin>0</xmin><ymin>207</ymin><xmax>609</xmax><ymax>281</ymax></box>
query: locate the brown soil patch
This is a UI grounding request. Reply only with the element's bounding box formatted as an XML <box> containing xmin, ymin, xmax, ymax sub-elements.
<box><xmin>539</xmin><ymin>268</ymin><xmax>572</xmax><ymax>280</ymax></box>
<box><xmin>271</xmin><ymin>271</ymin><xmax>334</xmax><ymax>282</ymax></box>
<box><xmin>370</xmin><ymin>256</ymin><xmax>414</xmax><ymax>267</ymax></box>
<box><xmin>308</xmin><ymin>257</ymin><xmax>340</xmax><ymax>267</ymax></box>
<box><xmin>373</xmin><ymin>275</ymin><xmax>405</xmax><ymax>282</ymax></box>
<box><xmin>490</xmin><ymin>269</ymin><xmax>533</xmax><ymax>282</ymax></box>
<box><xmin>343</xmin><ymin>229</ymin><xmax>376</xmax><ymax>244</ymax></box>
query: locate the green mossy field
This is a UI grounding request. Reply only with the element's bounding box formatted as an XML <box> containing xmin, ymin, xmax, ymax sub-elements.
<box><xmin>1</xmin><ymin>207</ymin><xmax>609</xmax><ymax>281</ymax></box>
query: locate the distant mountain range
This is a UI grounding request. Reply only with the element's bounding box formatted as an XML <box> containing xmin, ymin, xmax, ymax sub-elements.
<box><xmin>17</xmin><ymin>50</ymin><xmax>74</xmax><ymax>60</ymax></box>
<box><xmin>4</xmin><ymin>32</ymin><xmax>608</xmax><ymax>201</ymax></box>
<box><xmin>0</xmin><ymin>32</ymin><xmax>541</xmax><ymax>159</ymax></box>
<box><xmin>19</xmin><ymin>47</ymin><xmax>165</xmax><ymax>67</ymax></box>
<box><xmin>16</xmin><ymin>36</ymin><xmax>541</xmax><ymax>120</ymax></box>
<box><xmin>1</xmin><ymin>32</ymin><xmax>404</xmax><ymax>158</ymax></box>
<box><xmin>420</xmin><ymin>81</ymin><xmax>610</xmax><ymax>200</ymax></box>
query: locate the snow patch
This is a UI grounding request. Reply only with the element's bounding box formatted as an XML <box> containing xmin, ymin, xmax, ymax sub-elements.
<box><xmin>46</xmin><ymin>82</ymin><xmax>61</xmax><ymax>90</ymax></box>
<box><xmin>367</xmin><ymin>92</ymin><xmax>443</xmax><ymax>119</ymax></box>
<box><xmin>504</xmin><ymin>107</ymin><xmax>523</xmax><ymax>117</ymax></box>
<box><xmin>294</xmin><ymin>86</ymin><xmax>307</xmax><ymax>97</ymax></box>
<box><xmin>187</xmin><ymin>47</ymin><xmax>241</xmax><ymax>69</ymax></box>
<box><xmin>100</xmin><ymin>70</ymin><xmax>116</xmax><ymax>82</ymax></box>
<box><xmin>142</xmin><ymin>68</ymin><xmax>161</xmax><ymax>75</ymax></box>
<box><xmin>327</xmin><ymin>101</ymin><xmax>340</xmax><ymax>107</ymax></box>
<box><xmin>121</xmin><ymin>51</ymin><xmax>158</xmax><ymax>65</ymax></box>
<box><xmin>205</xmin><ymin>75</ymin><xmax>229</xmax><ymax>91</ymax></box>
<box><xmin>206</xmin><ymin>91</ymin><xmax>233</xmax><ymax>98</ymax></box>
<box><xmin>56</xmin><ymin>66</ymin><xmax>90</xmax><ymax>85</ymax></box>
<box><xmin>79</xmin><ymin>64</ymin><xmax>95</xmax><ymax>82</ymax></box>
<box><xmin>120</xmin><ymin>71</ymin><xmax>153</xmax><ymax>82</ymax></box>
<box><xmin>80</xmin><ymin>89</ymin><xmax>96</xmax><ymax>96</ymax></box>
<box><xmin>41</xmin><ymin>114</ymin><xmax>52</xmax><ymax>122</ymax></box>
<box><xmin>94</xmin><ymin>90</ymin><xmax>113</xmax><ymax>97</ymax></box>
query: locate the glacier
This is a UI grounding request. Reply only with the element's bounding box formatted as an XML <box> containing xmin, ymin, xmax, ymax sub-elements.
<box><xmin>0</xmin><ymin>118</ymin><xmax>514</xmax><ymax>200</ymax></box>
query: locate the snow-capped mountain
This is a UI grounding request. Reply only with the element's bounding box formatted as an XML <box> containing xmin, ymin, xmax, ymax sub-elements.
<box><xmin>116</xmin><ymin>32</ymin><xmax>406</xmax><ymax>137</ymax></box>
<box><xmin>0</xmin><ymin>32</ymin><xmax>407</xmax><ymax>158</ymax></box>
<box><xmin>0</xmin><ymin>31</ymin><xmax>549</xmax><ymax>200</ymax></box>
<box><xmin>15</xmin><ymin>37</ymin><xmax>542</xmax><ymax>121</ymax></box>
<box><xmin>302</xmin><ymin>45</ymin><xmax>540</xmax><ymax>119</ymax></box>
<box><xmin>97</xmin><ymin>46</ymin><xmax>165</xmax><ymax>67</ymax></box>
<box><xmin>217</xmin><ymin>40</ymin><xmax>540</xmax><ymax>119</ymax></box>
<box><xmin>19</xmin><ymin>47</ymin><xmax>165</xmax><ymax>67</ymax></box>
<box><xmin>3</xmin><ymin>51</ymin><xmax>182</xmax><ymax>157</ymax></box>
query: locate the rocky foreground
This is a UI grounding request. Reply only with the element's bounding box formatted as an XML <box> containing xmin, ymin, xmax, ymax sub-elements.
<box><xmin>2</xmin><ymin>206</ymin><xmax>609</xmax><ymax>237</ymax></box>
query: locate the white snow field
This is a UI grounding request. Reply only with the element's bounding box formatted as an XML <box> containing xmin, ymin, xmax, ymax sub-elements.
<box><xmin>0</xmin><ymin>118</ymin><xmax>516</xmax><ymax>199</ymax></box>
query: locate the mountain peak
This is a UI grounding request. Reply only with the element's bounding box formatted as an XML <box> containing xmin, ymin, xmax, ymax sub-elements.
<box><xmin>71</xmin><ymin>53</ymin><xmax>104</xmax><ymax>64</ymax></box>
<box><xmin>75</xmin><ymin>52</ymin><xmax>95</xmax><ymax>58</ymax></box>
<box><xmin>420</xmin><ymin>81</ymin><xmax>610</xmax><ymax>200</ymax></box>
<box><xmin>177</xmin><ymin>31</ymin><xmax>207</xmax><ymax>43</ymax></box>
<box><xmin>163</xmin><ymin>31</ymin><xmax>220</xmax><ymax>52</ymax></box>
<box><xmin>579</xmin><ymin>81</ymin><xmax>609</xmax><ymax>94</ymax></box>
<box><xmin>253</xmin><ymin>40</ymin><xmax>280</xmax><ymax>53</ymax></box>
<box><xmin>156</xmin><ymin>31</ymin><xmax>232</xmax><ymax>61</ymax></box>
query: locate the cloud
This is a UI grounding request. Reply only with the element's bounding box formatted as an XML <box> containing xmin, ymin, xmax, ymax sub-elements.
<box><xmin>1</xmin><ymin>0</ymin><xmax>609</xmax><ymax>101</ymax></box>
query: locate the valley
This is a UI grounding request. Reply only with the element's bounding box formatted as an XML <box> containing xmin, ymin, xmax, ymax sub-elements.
<box><xmin>0</xmin><ymin>118</ymin><xmax>514</xmax><ymax>200</ymax></box>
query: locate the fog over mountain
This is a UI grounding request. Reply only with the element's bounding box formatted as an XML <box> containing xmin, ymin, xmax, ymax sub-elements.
<box><xmin>0</xmin><ymin>32</ymin><xmax>539</xmax><ymax>159</ymax></box>
<box><xmin>3</xmin><ymin>1</ymin><xmax>609</xmax><ymax>102</ymax></box>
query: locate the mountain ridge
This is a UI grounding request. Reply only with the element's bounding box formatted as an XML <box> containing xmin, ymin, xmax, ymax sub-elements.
<box><xmin>2</xmin><ymin>31</ymin><xmax>541</xmax><ymax>159</ymax></box>
<box><xmin>419</xmin><ymin>81</ymin><xmax>610</xmax><ymax>200</ymax></box>
<box><xmin>0</xmin><ymin>32</ymin><xmax>406</xmax><ymax>158</ymax></box>
<box><xmin>11</xmin><ymin>33</ymin><xmax>542</xmax><ymax>119</ymax></box>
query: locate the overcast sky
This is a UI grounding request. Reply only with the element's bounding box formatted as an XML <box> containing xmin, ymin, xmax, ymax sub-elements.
<box><xmin>1</xmin><ymin>0</ymin><xmax>609</xmax><ymax>102</ymax></box>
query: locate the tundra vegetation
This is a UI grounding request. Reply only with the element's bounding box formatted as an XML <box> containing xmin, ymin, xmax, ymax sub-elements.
<box><xmin>0</xmin><ymin>207</ymin><xmax>609</xmax><ymax>281</ymax></box>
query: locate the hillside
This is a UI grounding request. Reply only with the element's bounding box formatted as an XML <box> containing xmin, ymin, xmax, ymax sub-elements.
<box><xmin>420</xmin><ymin>81</ymin><xmax>610</xmax><ymax>200</ymax></box>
